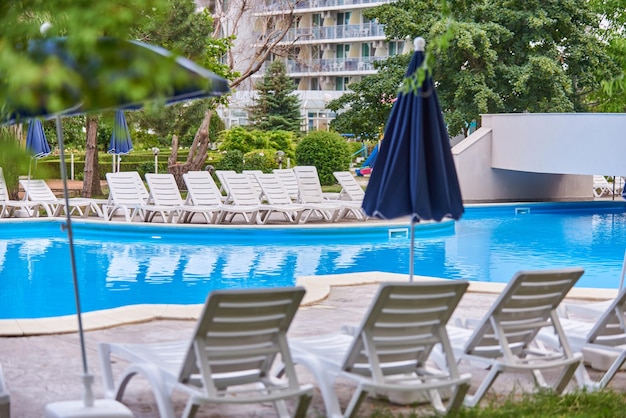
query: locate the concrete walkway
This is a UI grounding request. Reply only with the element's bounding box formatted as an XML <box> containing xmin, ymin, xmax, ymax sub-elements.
<box><xmin>2</xmin><ymin>282</ymin><xmax>624</xmax><ymax>418</ymax></box>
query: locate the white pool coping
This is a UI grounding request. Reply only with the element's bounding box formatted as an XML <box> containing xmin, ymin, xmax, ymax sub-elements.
<box><xmin>0</xmin><ymin>271</ymin><xmax>618</xmax><ymax>337</ymax></box>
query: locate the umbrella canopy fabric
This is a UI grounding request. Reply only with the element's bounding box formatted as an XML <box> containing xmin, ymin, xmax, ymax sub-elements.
<box><xmin>4</xmin><ymin>37</ymin><xmax>230</xmax><ymax>124</ymax></box>
<box><xmin>108</xmin><ymin>110</ymin><xmax>133</xmax><ymax>155</ymax></box>
<box><xmin>362</xmin><ymin>37</ymin><xmax>464</xmax><ymax>223</ymax></box>
<box><xmin>1</xmin><ymin>35</ymin><xmax>230</xmax><ymax>413</ymax></box>
<box><xmin>25</xmin><ymin>119</ymin><xmax>51</xmax><ymax>158</ymax></box>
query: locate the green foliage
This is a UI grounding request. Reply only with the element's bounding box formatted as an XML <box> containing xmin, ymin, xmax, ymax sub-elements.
<box><xmin>347</xmin><ymin>0</ymin><xmax>621</xmax><ymax>137</ymax></box>
<box><xmin>243</xmin><ymin>150</ymin><xmax>276</xmax><ymax>172</ymax></box>
<box><xmin>247</xmin><ymin>61</ymin><xmax>302</xmax><ymax>133</ymax></box>
<box><xmin>218</xmin><ymin>126</ymin><xmax>267</xmax><ymax>154</ymax></box>
<box><xmin>0</xmin><ymin>129</ymin><xmax>40</xmax><ymax>195</ymax></box>
<box><xmin>215</xmin><ymin>149</ymin><xmax>244</xmax><ymax>172</ymax></box>
<box><xmin>295</xmin><ymin>131</ymin><xmax>351</xmax><ymax>185</ymax></box>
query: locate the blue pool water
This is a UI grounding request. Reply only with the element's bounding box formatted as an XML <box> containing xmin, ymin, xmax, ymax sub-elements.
<box><xmin>1</xmin><ymin>201</ymin><xmax>626</xmax><ymax>319</ymax></box>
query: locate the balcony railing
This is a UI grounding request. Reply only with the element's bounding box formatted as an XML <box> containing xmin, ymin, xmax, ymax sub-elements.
<box><xmin>256</xmin><ymin>22</ymin><xmax>385</xmax><ymax>44</ymax></box>
<box><xmin>282</xmin><ymin>56</ymin><xmax>383</xmax><ymax>75</ymax></box>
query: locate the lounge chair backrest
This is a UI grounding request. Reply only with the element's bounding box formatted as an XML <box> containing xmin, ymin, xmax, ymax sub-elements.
<box><xmin>254</xmin><ymin>173</ymin><xmax>294</xmax><ymax>205</ymax></box>
<box><xmin>343</xmin><ymin>281</ymin><xmax>469</xmax><ymax>378</ymax></box>
<box><xmin>586</xmin><ymin>285</ymin><xmax>626</xmax><ymax>346</ymax></box>
<box><xmin>214</xmin><ymin>170</ymin><xmax>236</xmax><ymax>197</ymax></box>
<box><xmin>333</xmin><ymin>171</ymin><xmax>365</xmax><ymax>201</ymax></box>
<box><xmin>464</xmin><ymin>268</ymin><xmax>584</xmax><ymax>358</ymax></box>
<box><xmin>106</xmin><ymin>172</ymin><xmax>147</xmax><ymax>206</ymax></box>
<box><xmin>19</xmin><ymin>179</ymin><xmax>57</xmax><ymax>201</ymax></box>
<box><xmin>293</xmin><ymin>166</ymin><xmax>325</xmax><ymax>204</ymax></box>
<box><xmin>0</xmin><ymin>168</ymin><xmax>10</xmax><ymax>201</ymax></box>
<box><xmin>273</xmin><ymin>168</ymin><xmax>299</xmax><ymax>201</ymax></box>
<box><xmin>183</xmin><ymin>171</ymin><xmax>224</xmax><ymax>206</ymax></box>
<box><xmin>220</xmin><ymin>172</ymin><xmax>262</xmax><ymax>206</ymax></box>
<box><xmin>179</xmin><ymin>287</ymin><xmax>306</xmax><ymax>393</ymax></box>
<box><xmin>145</xmin><ymin>173</ymin><xmax>185</xmax><ymax>206</ymax></box>
<box><xmin>242</xmin><ymin>170</ymin><xmax>264</xmax><ymax>199</ymax></box>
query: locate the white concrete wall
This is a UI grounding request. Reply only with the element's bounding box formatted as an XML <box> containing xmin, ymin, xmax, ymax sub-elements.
<box><xmin>450</xmin><ymin>113</ymin><xmax>618</xmax><ymax>202</ymax></box>
<box><xmin>485</xmin><ymin>113</ymin><xmax>626</xmax><ymax>175</ymax></box>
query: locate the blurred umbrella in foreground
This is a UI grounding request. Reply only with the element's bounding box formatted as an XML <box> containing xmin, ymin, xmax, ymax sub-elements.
<box><xmin>1</xmin><ymin>34</ymin><xmax>230</xmax><ymax>417</ymax></box>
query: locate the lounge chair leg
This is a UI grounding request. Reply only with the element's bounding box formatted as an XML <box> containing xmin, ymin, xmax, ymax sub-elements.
<box><xmin>598</xmin><ymin>352</ymin><xmax>626</xmax><ymax>389</ymax></box>
<box><xmin>293</xmin><ymin>393</ymin><xmax>312</xmax><ymax>418</ymax></box>
<box><xmin>554</xmin><ymin>361</ymin><xmax>580</xmax><ymax>394</ymax></box>
<box><xmin>464</xmin><ymin>366</ymin><xmax>501</xmax><ymax>407</ymax></box>
<box><xmin>344</xmin><ymin>386</ymin><xmax>368</xmax><ymax>418</ymax></box>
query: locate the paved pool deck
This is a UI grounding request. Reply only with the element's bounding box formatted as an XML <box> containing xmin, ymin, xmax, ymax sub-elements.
<box><xmin>1</xmin><ymin>273</ymin><xmax>624</xmax><ymax>418</ymax></box>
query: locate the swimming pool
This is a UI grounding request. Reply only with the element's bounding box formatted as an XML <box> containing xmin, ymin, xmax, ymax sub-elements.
<box><xmin>1</xmin><ymin>201</ymin><xmax>625</xmax><ymax>319</ymax></box>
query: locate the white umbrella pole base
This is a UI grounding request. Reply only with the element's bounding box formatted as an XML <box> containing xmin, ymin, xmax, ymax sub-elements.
<box><xmin>44</xmin><ymin>399</ymin><xmax>133</xmax><ymax>418</ymax></box>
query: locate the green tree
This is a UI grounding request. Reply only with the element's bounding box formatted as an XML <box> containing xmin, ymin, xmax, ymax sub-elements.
<box><xmin>295</xmin><ymin>131</ymin><xmax>351</xmax><ymax>185</ymax></box>
<box><xmin>247</xmin><ymin>61</ymin><xmax>302</xmax><ymax>132</ymax></box>
<box><xmin>336</xmin><ymin>0</ymin><xmax>620</xmax><ymax>138</ymax></box>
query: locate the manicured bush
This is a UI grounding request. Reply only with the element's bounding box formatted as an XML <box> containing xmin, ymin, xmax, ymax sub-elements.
<box><xmin>215</xmin><ymin>149</ymin><xmax>244</xmax><ymax>172</ymax></box>
<box><xmin>243</xmin><ymin>150</ymin><xmax>278</xmax><ymax>172</ymax></box>
<box><xmin>295</xmin><ymin>131</ymin><xmax>351</xmax><ymax>185</ymax></box>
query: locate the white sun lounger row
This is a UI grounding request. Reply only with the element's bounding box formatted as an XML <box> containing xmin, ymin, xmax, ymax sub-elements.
<box><xmin>93</xmin><ymin>267</ymin><xmax>618</xmax><ymax>417</ymax></box>
<box><xmin>104</xmin><ymin>168</ymin><xmax>367</xmax><ymax>224</ymax></box>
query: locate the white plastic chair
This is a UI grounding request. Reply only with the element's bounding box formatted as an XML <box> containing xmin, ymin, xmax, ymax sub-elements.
<box><xmin>183</xmin><ymin>171</ymin><xmax>259</xmax><ymax>224</ymax></box>
<box><xmin>99</xmin><ymin>287</ymin><xmax>313</xmax><ymax>418</ymax></box>
<box><xmin>105</xmin><ymin>172</ymin><xmax>174</xmax><ymax>222</ymax></box>
<box><xmin>145</xmin><ymin>173</ymin><xmax>222</xmax><ymax>224</ymax></box>
<box><xmin>539</xmin><ymin>283</ymin><xmax>626</xmax><ymax>390</ymax></box>
<box><xmin>19</xmin><ymin>178</ymin><xmax>104</xmax><ymax>217</ymax></box>
<box><xmin>0</xmin><ymin>167</ymin><xmax>43</xmax><ymax>218</ymax></box>
<box><xmin>443</xmin><ymin>268</ymin><xmax>585</xmax><ymax>407</ymax></box>
<box><xmin>288</xmin><ymin>281</ymin><xmax>472</xmax><ymax>417</ymax></box>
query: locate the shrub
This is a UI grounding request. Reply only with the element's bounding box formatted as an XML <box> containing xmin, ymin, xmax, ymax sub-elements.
<box><xmin>215</xmin><ymin>149</ymin><xmax>244</xmax><ymax>172</ymax></box>
<box><xmin>243</xmin><ymin>150</ymin><xmax>277</xmax><ymax>172</ymax></box>
<box><xmin>295</xmin><ymin>131</ymin><xmax>351</xmax><ymax>185</ymax></box>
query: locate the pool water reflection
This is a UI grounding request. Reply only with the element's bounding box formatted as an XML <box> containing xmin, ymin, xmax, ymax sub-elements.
<box><xmin>1</xmin><ymin>201</ymin><xmax>625</xmax><ymax>319</ymax></box>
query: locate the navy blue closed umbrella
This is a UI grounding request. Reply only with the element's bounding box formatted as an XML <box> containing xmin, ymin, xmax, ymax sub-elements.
<box><xmin>26</xmin><ymin>119</ymin><xmax>51</xmax><ymax>158</ymax></box>
<box><xmin>108</xmin><ymin>109</ymin><xmax>133</xmax><ymax>172</ymax></box>
<box><xmin>362</xmin><ymin>37</ymin><xmax>464</xmax><ymax>281</ymax></box>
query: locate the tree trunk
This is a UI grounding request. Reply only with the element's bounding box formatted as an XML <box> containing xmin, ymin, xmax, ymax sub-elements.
<box><xmin>168</xmin><ymin>111</ymin><xmax>212</xmax><ymax>189</ymax></box>
<box><xmin>82</xmin><ymin>116</ymin><xmax>102</xmax><ymax>197</ymax></box>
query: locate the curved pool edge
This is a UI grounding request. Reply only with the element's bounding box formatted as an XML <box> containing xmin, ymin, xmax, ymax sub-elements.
<box><xmin>0</xmin><ymin>271</ymin><xmax>617</xmax><ymax>337</ymax></box>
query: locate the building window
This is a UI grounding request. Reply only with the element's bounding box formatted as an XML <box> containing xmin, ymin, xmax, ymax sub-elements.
<box><xmin>335</xmin><ymin>76</ymin><xmax>350</xmax><ymax>90</ymax></box>
<box><xmin>388</xmin><ymin>41</ymin><xmax>405</xmax><ymax>56</ymax></box>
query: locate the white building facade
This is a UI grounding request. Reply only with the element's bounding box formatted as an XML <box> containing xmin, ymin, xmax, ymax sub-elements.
<box><xmin>213</xmin><ymin>0</ymin><xmax>405</xmax><ymax>132</ymax></box>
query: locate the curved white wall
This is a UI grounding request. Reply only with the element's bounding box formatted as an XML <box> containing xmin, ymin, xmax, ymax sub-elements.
<box><xmin>450</xmin><ymin>113</ymin><xmax>626</xmax><ymax>202</ymax></box>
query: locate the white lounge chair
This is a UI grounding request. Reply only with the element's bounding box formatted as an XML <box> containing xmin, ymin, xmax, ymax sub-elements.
<box><xmin>105</xmin><ymin>172</ymin><xmax>175</xmax><ymax>222</ymax></box>
<box><xmin>292</xmin><ymin>166</ymin><xmax>356</xmax><ymax>222</ymax></box>
<box><xmin>0</xmin><ymin>167</ymin><xmax>43</xmax><ymax>218</ymax></box>
<box><xmin>539</xmin><ymin>283</ymin><xmax>626</xmax><ymax>390</ymax></box>
<box><xmin>252</xmin><ymin>173</ymin><xmax>308</xmax><ymax>223</ymax></box>
<box><xmin>442</xmin><ymin>268</ymin><xmax>585</xmax><ymax>407</ymax></box>
<box><xmin>214</xmin><ymin>170</ymin><xmax>236</xmax><ymax>202</ymax></box>
<box><xmin>242</xmin><ymin>169</ymin><xmax>264</xmax><ymax>200</ymax></box>
<box><xmin>333</xmin><ymin>171</ymin><xmax>365</xmax><ymax>202</ymax></box>
<box><xmin>593</xmin><ymin>175</ymin><xmax>613</xmax><ymax>198</ymax></box>
<box><xmin>0</xmin><ymin>364</ymin><xmax>9</xmax><ymax>418</ymax></box>
<box><xmin>220</xmin><ymin>172</ymin><xmax>303</xmax><ymax>224</ymax></box>
<box><xmin>287</xmin><ymin>281</ymin><xmax>472</xmax><ymax>417</ymax></box>
<box><xmin>144</xmin><ymin>173</ymin><xmax>222</xmax><ymax>224</ymax></box>
<box><xmin>273</xmin><ymin>169</ymin><xmax>299</xmax><ymax>202</ymax></box>
<box><xmin>182</xmin><ymin>171</ymin><xmax>259</xmax><ymax>224</ymax></box>
<box><xmin>19</xmin><ymin>178</ymin><xmax>104</xmax><ymax>217</ymax></box>
<box><xmin>99</xmin><ymin>287</ymin><xmax>313</xmax><ymax>418</ymax></box>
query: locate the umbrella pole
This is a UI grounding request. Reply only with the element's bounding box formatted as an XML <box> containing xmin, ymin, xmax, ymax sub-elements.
<box><xmin>409</xmin><ymin>220</ymin><xmax>415</xmax><ymax>282</ymax></box>
<box><xmin>54</xmin><ymin>115</ymin><xmax>94</xmax><ymax>407</ymax></box>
